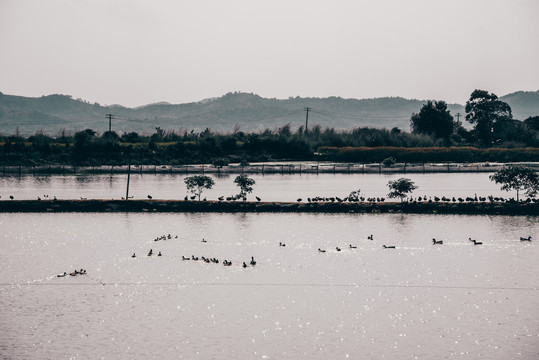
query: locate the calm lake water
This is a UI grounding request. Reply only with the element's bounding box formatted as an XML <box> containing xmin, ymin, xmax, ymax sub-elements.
<box><xmin>1</xmin><ymin>211</ymin><xmax>538</xmax><ymax>359</ymax></box>
<box><xmin>0</xmin><ymin>172</ymin><xmax>522</xmax><ymax>201</ymax></box>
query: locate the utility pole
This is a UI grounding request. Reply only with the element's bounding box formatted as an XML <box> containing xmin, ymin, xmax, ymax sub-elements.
<box><xmin>455</xmin><ymin>112</ymin><xmax>462</xmax><ymax>126</ymax></box>
<box><xmin>105</xmin><ymin>114</ymin><xmax>115</xmax><ymax>133</ymax></box>
<box><xmin>304</xmin><ymin>107</ymin><xmax>311</xmax><ymax>131</ymax></box>
<box><xmin>125</xmin><ymin>156</ymin><xmax>131</xmax><ymax>200</ymax></box>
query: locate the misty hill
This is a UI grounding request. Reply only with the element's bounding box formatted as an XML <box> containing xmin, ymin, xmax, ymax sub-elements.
<box><xmin>0</xmin><ymin>90</ymin><xmax>538</xmax><ymax>136</ymax></box>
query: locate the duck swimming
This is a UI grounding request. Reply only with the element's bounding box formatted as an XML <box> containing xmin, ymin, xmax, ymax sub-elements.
<box><xmin>382</xmin><ymin>245</ymin><xmax>396</xmax><ymax>249</ymax></box>
<box><xmin>432</xmin><ymin>238</ymin><xmax>443</xmax><ymax>245</ymax></box>
<box><xmin>250</xmin><ymin>256</ymin><xmax>256</xmax><ymax>266</ymax></box>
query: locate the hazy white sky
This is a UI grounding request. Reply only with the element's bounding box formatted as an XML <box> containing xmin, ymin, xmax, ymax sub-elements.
<box><xmin>1</xmin><ymin>0</ymin><xmax>538</xmax><ymax>107</ymax></box>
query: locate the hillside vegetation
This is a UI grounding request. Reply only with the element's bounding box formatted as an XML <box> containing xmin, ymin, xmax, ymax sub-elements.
<box><xmin>1</xmin><ymin>90</ymin><xmax>538</xmax><ymax>136</ymax></box>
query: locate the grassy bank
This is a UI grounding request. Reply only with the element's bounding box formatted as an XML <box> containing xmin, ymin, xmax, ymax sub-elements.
<box><xmin>0</xmin><ymin>200</ymin><xmax>537</xmax><ymax>215</ymax></box>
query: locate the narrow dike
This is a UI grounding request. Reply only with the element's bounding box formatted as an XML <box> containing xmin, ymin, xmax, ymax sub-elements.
<box><xmin>0</xmin><ymin>200</ymin><xmax>537</xmax><ymax>215</ymax></box>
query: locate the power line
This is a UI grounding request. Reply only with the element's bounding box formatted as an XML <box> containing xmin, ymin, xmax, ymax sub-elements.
<box><xmin>310</xmin><ymin>109</ymin><xmax>410</xmax><ymax>120</ymax></box>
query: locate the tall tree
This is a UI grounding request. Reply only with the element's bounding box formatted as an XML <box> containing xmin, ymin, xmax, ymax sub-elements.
<box><xmin>184</xmin><ymin>175</ymin><xmax>215</xmax><ymax>201</ymax></box>
<box><xmin>234</xmin><ymin>175</ymin><xmax>256</xmax><ymax>199</ymax></box>
<box><xmin>489</xmin><ymin>167</ymin><xmax>539</xmax><ymax>201</ymax></box>
<box><xmin>387</xmin><ymin>178</ymin><xmax>418</xmax><ymax>202</ymax></box>
<box><xmin>465</xmin><ymin>89</ymin><xmax>512</xmax><ymax>145</ymax></box>
<box><xmin>410</xmin><ymin>100</ymin><xmax>455</xmax><ymax>141</ymax></box>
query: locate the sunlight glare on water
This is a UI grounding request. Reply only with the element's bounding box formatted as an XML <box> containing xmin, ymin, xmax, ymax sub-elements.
<box><xmin>0</xmin><ymin>212</ymin><xmax>537</xmax><ymax>359</ymax></box>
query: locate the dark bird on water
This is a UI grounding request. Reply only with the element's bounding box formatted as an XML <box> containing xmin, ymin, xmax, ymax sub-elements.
<box><xmin>147</xmin><ymin>195</ymin><xmax>152</xmax><ymax>199</ymax></box>
<box><xmin>250</xmin><ymin>256</ymin><xmax>256</xmax><ymax>266</ymax></box>
<box><xmin>432</xmin><ymin>238</ymin><xmax>443</xmax><ymax>245</ymax></box>
<box><xmin>520</xmin><ymin>236</ymin><xmax>532</xmax><ymax>241</ymax></box>
<box><xmin>279</xmin><ymin>242</ymin><xmax>286</xmax><ymax>247</ymax></box>
<box><xmin>148</xmin><ymin>249</ymin><xmax>153</xmax><ymax>256</ymax></box>
<box><xmin>382</xmin><ymin>245</ymin><xmax>396</xmax><ymax>249</ymax></box>
<box><xmin>256</xmin><ymin>196</ymin><xmax>261</xmax><ymax>202</ymax></box>
<box><xmin>318</xmin><ymin>248</ymin><xmax>326</xmax><ymax>253</ymax></box>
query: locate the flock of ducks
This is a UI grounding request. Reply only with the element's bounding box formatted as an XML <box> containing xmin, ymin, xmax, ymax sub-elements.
<box><xmin>312</xmin><ymin>234</ymin><xmax>533</xmax><ymax>252</ymax></box>
<box><xmin>57</xmin><ymin>268</ymin><xmax>86</xmax><ymax>277</ymax></box>
<box><xmin>130</xmin><ymin>235</ymin><xmax>258</xmax><ymax>268</ymax></box>
<box><xmin>55</xmin><ymin>233</ymin><xmax>533</xmax><ymax>278</ymax></box>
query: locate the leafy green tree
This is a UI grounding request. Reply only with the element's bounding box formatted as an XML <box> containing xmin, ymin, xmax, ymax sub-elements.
<box><xmin>387</xmin><ymin>178</ymin><xmax>418</xmax><ymax>202</ymax></box>
<box><xmin>524</xmin><ymin>116</ymin><xmax>539</xmax><ymax>132</ymax></box>
<box><xmin>465</xmin><ymin>90</ymin><xmax>512</xmax><ymax>145</ymax></box>
<box><xmin>184</xmin><ymin>175</ymin><xmax>215</xmax><ymax>201</ymax></box>
<box><xmin>410</xmin><ymin>100</ymin><xmax>455</xmax><ymax>141</ymax></box>
<box><xmin>489</xmin><ymin>167</ymin><xmax>539</xmax><ymax>201</ymax></box>
<box><xmin>234</xmin><ymin>174</ymin><xmax>256</xmax><ymax>198</ymax></box>
<box><xmin>121</xmin><ymin>132</ymin><xmax>141</xmax><ymax>143</ymax></box>
<box><xmin>102</xmin><ymin>131</ymin><xmax>119</xmax><ymax>142</ymax></box>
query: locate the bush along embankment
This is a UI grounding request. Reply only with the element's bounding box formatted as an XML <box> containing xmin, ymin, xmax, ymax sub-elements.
<box><xmin>2</xmin><ymin>124</ymin><xmax>538</xmax><ymax>167</ymax></box>
<box><xmin>0</xmin><ymin>199</ymin><xmax>537</xmax><ymax>215</ymax></box>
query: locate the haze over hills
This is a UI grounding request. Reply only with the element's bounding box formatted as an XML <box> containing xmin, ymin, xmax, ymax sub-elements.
<box><xmin>0</xmin><ymin>90</ymin><xmax>538</xmax><ymax>136</ymax></box>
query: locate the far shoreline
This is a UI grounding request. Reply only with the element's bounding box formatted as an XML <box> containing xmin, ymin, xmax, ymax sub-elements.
<box><xmin>2</xmin><ymin>161</ymin><xmax>538</xmax><ymax>176</ymax></box>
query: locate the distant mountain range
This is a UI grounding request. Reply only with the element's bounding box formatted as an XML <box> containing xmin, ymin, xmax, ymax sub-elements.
<box><xmin>0</xmin><ymin>90</ymin><xmax>538</xmax><ymax>136</ymax></box>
